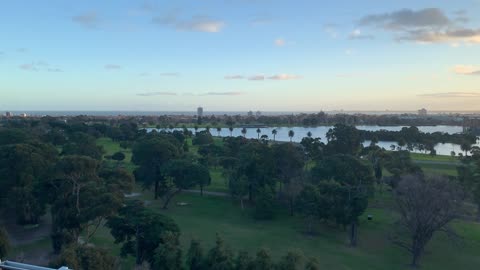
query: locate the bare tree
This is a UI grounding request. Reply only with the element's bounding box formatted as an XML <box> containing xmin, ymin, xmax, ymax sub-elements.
<box><xmin>392</xmin><ymin>175</ymin><xmax>465</xmax><ymax>268</ymax></box>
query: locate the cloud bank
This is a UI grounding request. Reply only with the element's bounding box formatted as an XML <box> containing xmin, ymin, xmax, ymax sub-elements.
<box><xmin>418</xmin><ymin>92</ymin><xmax>480</xmax><ymax>98</ymax></box>
<box><xmin>72</xmin><ymin>12</ymin><xmax>100</xmax><ymax>28</ymax></box>
<box><xmin>359</xmin><ymin>8</ymin><xmax>480</xmax><ymax>44</ymax></box>
<box><xmin>452</xmin><ymin>65</ymin><xmax>480</xmax><ymax>75</ymax></box>
<box><xmin>153</xmin><ymin>14</ymin><xmax>225</xmax><ymax>33</ymax></box>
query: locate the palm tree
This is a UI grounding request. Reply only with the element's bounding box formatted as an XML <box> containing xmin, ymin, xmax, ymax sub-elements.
<box><xmin>461</xmin><ymin>142</ymin><xmax>471</xmax><ymax>156</ymax></box>
<box><xmin>272</xmin><ymin>129</ymin><xmax>277</xmax><ymax>141</ymax></box>
<box><xmin>256</xmin><ymin>128</ymin><xmax>261</xmax><ymax>139</ymax></box>
<box><xmin>205</xmin><ymin>126</ymin><xmax>210</xmax><ymax>133</ymax></box>
<box><xmin>216</xmin><ymin>127</ymin><xmax>222</xmax><ymax>136</ymax></box>
<box><xmin>229</xmin><ymin>126</ymin><xmax>234</xmax><ymax>137</ymax></box>
<box><xmin>241</xmin><ymin>127</ymin><xmax>247</xmax><ymax>138</ymax></box>
<box><xmin>194</xmin><ymin>125</ymin><xmax>198</xmax><ymax>133</ymax></box>
<box><xmin>288</xmin><ymin>130</ymin><xmax>294</xmax><ymax>142</ymax></box>
<box><xmin>307</xmin><ymin>131</ymin><xmax>312</xmax><ymax>138</ymax></box>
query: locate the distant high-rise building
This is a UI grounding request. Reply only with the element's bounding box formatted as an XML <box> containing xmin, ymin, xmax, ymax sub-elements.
<box><xmin>5</xmin><ymin>111</ymin><xmax>12</xmax><ymax>117</ymax></box>
<box><xmin>197</xmin><ymin>107</ymin><xmax>203</xmax><ymax>117</ymax></box>
<box><xmin>247</xmin><ymin>110</ymin><xmax>253</xmax><ymax>117</ymax></box>
<box><xmin>418</xmin><ymin>108</ymin><xmax>427</xmax><ymax>116</ymax></box>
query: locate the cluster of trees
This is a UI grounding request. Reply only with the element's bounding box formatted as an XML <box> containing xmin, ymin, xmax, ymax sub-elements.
<box><xmin>132</xmin><ymin>130</ymin><xmax>211</xmax><ymax>208</ymax></box>
<box><xmin>0</xmin><ymin>118</ymin><xmax>477</xmax><ymax>269</ymax></box>
<box><xmin>0</xmin><ymin>120</ymin><xmax>142</xmax><ymax>267</ymax></box>
<box><xmin>360</xmin><ymin>126</ymin><xmax>476</xmax><ymax>155</ymax></box>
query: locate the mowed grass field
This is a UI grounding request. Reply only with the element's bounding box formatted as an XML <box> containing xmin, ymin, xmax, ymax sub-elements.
<box><xmin>9</xmin><ymin>137</ymin><xmax>480</xmax><ymax>270</ymax></box>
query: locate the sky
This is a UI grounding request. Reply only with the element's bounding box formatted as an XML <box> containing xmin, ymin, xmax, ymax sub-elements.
<box><xmin>1</xmin><ymin>0</ymin><xmax>480</xmax><ymax>112</ymax></box>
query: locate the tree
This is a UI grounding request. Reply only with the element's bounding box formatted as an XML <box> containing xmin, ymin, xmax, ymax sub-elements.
<box><xmin>217</xmin><ymin>127</ymin><xmax>222</xmax><ymax>137</ymax></box>
<box><xmin>61</xmin><ymin>132</ymin><xmax>105</xmax><ymax>160</ymax></box>
<box><xmin>51</xmin><ymin>245</ymin><xmax>116</xmax><ymax>270</ymax></box>
<box><xmin>276</xmin><ymin>250</ymin><xmax>304</xmax><ymax>270</ymax></box>
<box><xmin>229</xmin><ymin>175</ymin><xmax>249</xmax><ymax>210</ymax></box>
<box><xmin>272</xmin><ymin>143</ymin><xmax>305</xmax><ymax>215</ymax></box>
<box><xmin>107</xmin><ymin>200</ymin><xmax>179</xmax><ymax>265</ymax></box>
<box><xmin>151</xmin><ymin>231</ymin><xmax>183</xmax><ymax>270</ymax></box>
<box><xmin>304</xmin><ymin>257</ymin><xmax>320</xmax><ymax>270</ymax></box>
<box><xmin>392</xmin><ymin>175</ymin><xmax>464</xmax><ymax>268</ymax></box>
<box><xmin>204</xmin><ymin>234</ymin><xmax>235</xmax><ymax>270</ymax></box>
<box><xmin>288</xmin><ymin>130</ymin><xmax>295</xmax><ymax>142</ymax></box>
<box><xmin>241</xmin><ymin>128</ymin><xmax>247</xmax><ymax>138</ymax></box>
<box><xmin>0</xmin><ymin>226</ymin><xmax>9</xmax><ymax>259</ymax></box>
<box><xmin>50</xmin><ymin>156</ymin><xmax>133</xmax><ymax>252</ymax></box>
<box><xmin>461</xmin><ymin>141</ymin><xmax>472</xmax><ymax>156</ymax></box>
<box><xmin>132</xmin><ymin>137</ymin><xmax>180</xmax><ymax>199</ymax></box>
<box><xmin>256</xmin><ymin>128</ymin><xmax>261</xmax><ymax>139</ymax></box>
<box><xmin>252</xmin><ymin>248</ymin><xmax>273</xmax><ymax>270</ymax></box>
<box><xmin>187</xmin><ymin>239</ymin><xmax>205</xmax><ymax>270</ymax></box>
<box><xmin>229</xmin><ymin>126</ymin><xmax>234</xmax><ymax>137</ymax></box>
<box><xmin>309</xmin><ymin>155</ymin><xmax>374</xmax><ymax>246</ymax></box>
<box><xmin>295</xmin><ymin>185</ymin><xmax>321</xmax><ymax>234</ymax></box>
<box><xmin>111</xmin><ymin>151</ymin><xmax>125</xmax><ymax>165</ymax></box>
<box><xmin>193</xmin><ymin>131</ymin><xmax>214</xmax><ymax>146</ymax></box>
<box><xmin>0</xmin><ymin>142</ymin><xmax>57</xmax><ymax>224</ymax></box>
<box><xmin>272</xmin><ymin>129</ymin><xmax>277</xmax><ymax>141</ymax></box>
<box><xmin>307</xmin><ymin>131</ymin><xmax>312</xmax><ymax>138</ymax></box>
<box><xmin>161</xmin><ymin>160</ymin><xmax>211</xmax><ymax>208</ymax></box>
<box><xmin>325</xmin><ymin>124</ymin><xmax>362</xmax><ymax>156</ymax></box>
<box><xmin>234</xmin><ymin>251</ymin><xmax>253</xmax><ymax>270</ymax></box>
<box><xmin>253</xmin><ymin>187</ymin><xmax>276</xmax><ymax>220</ymax></box>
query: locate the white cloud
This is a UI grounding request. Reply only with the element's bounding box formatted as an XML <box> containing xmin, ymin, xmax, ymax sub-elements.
<box><xmin>418</xmin><ymin>92</ymin><xmax>480</xmax><ymax>98</ymax></box>
<box><xmin>248</xmin><ymin>75</ymin><xmax>265</xmax><ymax>81</ymax></box>
<box><xmin>349</xmin><ymin>29</ymin><xmax>374</xmax><ymax>40</ymax></box>
<box><xmin>72</xmin><ymin>12</ymin><xmax>100</xmax><ymax>28</ymax></box>
<box><xmin>359</xmin><ymin>8</ymin><xmax>480</xmax><ymax>44</ymax></box>
<box><xmin>137</xmin><ymin>92</ymin><xmax>177</xmax><ymax>96</ymax></box>
<box><xmin>160</xmin><ymin>72</ymin><xmax>180</xmax><ymax>77</ymax></box>
<box><xmin>153</xmin><ymin>14</ymin><xmax>225</xmax><ymax>33</ymax></box>
<box><xmin>104</xmin><ymin>64</ymin><xmax>122</xmax><ymax>70</ymax></box>
<box><xmin>225</xmin><ymin>75</ymin><xmax>244</xmax><ymax>79</ymax></box>
<box><xmin>268</xmin><ymin>74</ymin><xmax>302</xmax><ymax>80</ymax></box>
<box><xmin>452</xmin><ymin>65</ymin><xmax>480</xmax><ymax>75</ymax></box>
<box><xmin>274</xmin><ymin>38</ymin><xmax>285</xmax><ymax>46</ymax></box>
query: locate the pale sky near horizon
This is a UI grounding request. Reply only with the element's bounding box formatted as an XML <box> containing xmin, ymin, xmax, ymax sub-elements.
<box><xmin>1</xmin><ymin>0</ymin><xmax>480</xmax><ymax>112</ymax></box>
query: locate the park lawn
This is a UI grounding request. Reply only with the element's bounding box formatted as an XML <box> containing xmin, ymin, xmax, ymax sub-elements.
<box><xmin>203</xmin><ymin>167</ymin><xmax>228</xmax><ymax>193</ymax></box>
<box><xmin>410</xmin><ymin>153</ymin><xmax>458</xmax><ymax>163</ymax></box>
<box><xmin>96</xmin><ymin>137</ymin><xmax>136</xmax><ymax>172</ymax></box>
<box><xmin>139</xmin><ymin>190</ymin><xmax>480</xmax><ymax>270</ymax></box>
<box><xmin>418</xmin><ymin>163</ymin><xmax>458</xmax><ymax>176</ymax></box>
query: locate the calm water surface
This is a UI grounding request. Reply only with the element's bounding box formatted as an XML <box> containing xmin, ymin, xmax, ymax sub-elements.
<box><xmin>147</xmin><ymin>125</ymin><xmax>479</xmax><ymax>156</ymax></box>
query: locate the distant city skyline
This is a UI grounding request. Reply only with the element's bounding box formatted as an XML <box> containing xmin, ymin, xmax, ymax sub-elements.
<box><xmin>1</xmin><ymin>0</ymin><xmax>480</xmax><ymax>111</ymax></box>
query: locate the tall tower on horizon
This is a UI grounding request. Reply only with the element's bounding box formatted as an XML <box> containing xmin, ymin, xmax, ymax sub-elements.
<box><xmin>197</xmin><ymin>106</ymin><xmax>203</xmax><ymax>117</ymax></box>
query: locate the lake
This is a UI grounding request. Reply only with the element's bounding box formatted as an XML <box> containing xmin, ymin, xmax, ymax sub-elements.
<box><xmin>147</xmin><ymin>125</ymin><xmax>479</xmax><ymax>156</ymax></box>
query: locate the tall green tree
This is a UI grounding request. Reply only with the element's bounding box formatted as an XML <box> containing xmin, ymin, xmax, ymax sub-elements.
<box><xmin>161</xmin><ymin>160</ymin><xmax>211</xmax><ymax>208</ymax></box>
<box><xmin>187</xmin><ymin>239</ymin><xmax>205</xmax><ymax>270</ymax></box>
<box><xmin>0</xmin><ymin>142</ymin><xmax>57</xmax><ymax>224</ymax></box>
<box><xmin>204</xmin><ymin>235</ymin><xmax>235</xmax><ymax>270</ymax></box>
<box><xmin>107</xmin><ymin>200</ymin><xmax>179</xmax><ymax>265</ymax></box>
<box><xmin>151</xmin><ymin>231</ymin><xmax>183</xmax><ymax>270</ymax></box>
<box><xmin>288</xmin><ymin>130</ymin><xmax>295</xmax><ymax>142</ymax></box>
<box><xmin>132</xmin><ymin>137</ymin><xmax>180</xmax><ymax>199</ymax></box>
<box><xmin>271</xmin><ymin>129</ymin><xmax>277</xmax><ymax>141</ymax></box>
<box><xmin>325</xmin><ymin>124</ymin><xmax>362</xmax><ymax>156</ymax></box>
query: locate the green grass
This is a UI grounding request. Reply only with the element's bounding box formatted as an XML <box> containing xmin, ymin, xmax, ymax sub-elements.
<box><xmin>203</xmin><ymin>167</ymin><xmax>228</xmax><ymax>193</ymax></box>
<box><xmin>410</xmin><ymin>153</ymin><xmax>459</xmax><ymax>163</ymax></box>
<box><xmin>142</xmin><ymin>190</ymin><xmax>480</xmax><ymax>270</ymax></box>
<box><xmin>96</xmin><ymin>137</ymin><xmax>136</xmax><ymax>172</ymax></box>
<box><xmin>89</xmin><ymin>137</ymin><xmax>480</xmax><ymax>269</ymax></box>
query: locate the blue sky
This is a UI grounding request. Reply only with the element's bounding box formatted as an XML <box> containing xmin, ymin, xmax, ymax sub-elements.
<box><xmin>1</xmin><ymin>0</ymin><xmax>480</xmax><ymax>111</ymax></box>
